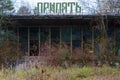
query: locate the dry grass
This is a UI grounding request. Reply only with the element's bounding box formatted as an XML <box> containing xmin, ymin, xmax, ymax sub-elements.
<box><xmin>0</xmin><ymin>65</ymin><xmax>120</xmax><ymax>80</ymax></box>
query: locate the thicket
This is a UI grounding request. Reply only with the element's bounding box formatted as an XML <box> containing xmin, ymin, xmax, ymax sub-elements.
<box><xmin>45</xmin><ymin>43</ymin><xmax>94</xmax><ymax>67</ymax></box>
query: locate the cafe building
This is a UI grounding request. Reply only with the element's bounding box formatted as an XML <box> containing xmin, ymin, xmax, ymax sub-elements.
<box><xmin>7</xmin><ymin>2</ymin><xmax>120</xmax><ymax>57</ymax></box>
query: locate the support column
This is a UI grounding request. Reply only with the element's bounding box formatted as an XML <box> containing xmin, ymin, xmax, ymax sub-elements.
<box><xmin>92</xmin><ymin>26</ymin><xmax>94</xmax><ymax>53</ymax></box>
<box><xmin>60</xmin><ymin>27</ymin><xmax>62</xmax><ymax>49</ymax></box>
<box><xmin>17</xmin><ymin>28</ymin><xmax>19</xmax><ymax>50</ymax></box>
<box><xmin>6</xmin><ymin>26</ymin><xmax>8</xmax><ymax>40</ymax></box>
<box><xmin>49</xmin><ymin>28</ymin><xmax>51</xmax><ymax>54</ymax></box>
<box><xmin>38</xmin><ymin>27</ymin><xmax>40</xmax><ymax>56</ymax></box>
<box><xmin>71</xmin><ymin>27</ymin><xmax>72</xmax><ymax>53</ymax></box>
<box><xmin>81</xmin><ymin>27</ymin><xmax>83</xmax><ymax>50</ymax></box>
<box><xmin>114</xmin><ymin>26</ymin><xmax>116</xmax><ymax>55</ymax></box>
<box><xmin>28</xmin><ymin>27</ymin><xmax>30</xmax><ymax>56</ymax></box>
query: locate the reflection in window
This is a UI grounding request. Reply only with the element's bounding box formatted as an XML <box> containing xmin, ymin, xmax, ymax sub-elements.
<box><xmin>94</xmin><ymin>28</ymin><xmax>101</xmax><ymax>55</ymax></box>
<box><xmin>107</xmin><ymin>27</ymin><xmax>114</xmax><ymax>55</ymax></box>
<box><xmin>30</xmin><ymin>28</ymin><xmax>39</xmax><ymax>56</ymax></box>
<box><xmin>40</xmin><ymin>28</ymin><xmax>50</xmax><ymax>56</ymax></box>
<box><xmin>19</xmin><ymin>27</ymin><xmax>28</xmax><ymax>55</ymax></box>
<box><xmin>8</xmin><ymin>27</ymin><xmax>18</xmax><ymax>42</ymax></box>
<box><xmin>72</xmin><ymin>27</ymin><xmax>81</xmax><ymax>49</ymax></box>
<box><xmin>83</xmin><ymin>27</ymin><xmax>92</xmax><ymax>51</ymax></box>
<box><xmin>61</xmin><ymin>27</ymin><xmax>71</xmax><ymax>47</ymax></box>
<box><xmin>51</xmin><ymin>27</ymin><xmax>60</xmax><ymax>46</ymax></box>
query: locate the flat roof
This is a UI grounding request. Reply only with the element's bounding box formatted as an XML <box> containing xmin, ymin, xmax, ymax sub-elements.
<box><xmin>4</xmin><ymin>15</ymin><xmax>120</xmax><ymax>26</ymax></box>
<box><xmin>8</xmin><ymin>15</ymin><xmax>120</xmax><ymax>19</ymax></box>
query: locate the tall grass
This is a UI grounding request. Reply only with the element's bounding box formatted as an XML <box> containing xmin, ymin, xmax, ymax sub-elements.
<box><xmin>0</xmin><ymin>65</ymin><xmax>120</xmax><ymax>80</ymax></box>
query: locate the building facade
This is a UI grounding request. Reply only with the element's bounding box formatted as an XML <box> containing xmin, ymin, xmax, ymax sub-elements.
<box><xmin>7</xmin><ymin>15</ymin><xmax>120</xmax><ymax>57</ymax></box>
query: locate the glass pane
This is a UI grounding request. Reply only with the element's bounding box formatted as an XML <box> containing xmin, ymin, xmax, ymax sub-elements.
<box><xmin>61</xmin><ymin>27</ymin><xmax>71</xmax><ymax>46</ymax></box>
<box><xmin>107</xmin><ymin>27</ymin><xmax>114</xmax><ymax>54</ymax></box>
<box><xmin>30</xmin><ymin>28</ymin><xmax>39</xmax><ymax>56</ymax></box>
<box><xmin>51</xmin><ymin>27</ymin><xmax>60</xmax><ymax>47</ymax></box>
<box><xmin>40</xmin><ymin>28</ymin><xmax>50</xmax><ymax>56</ymax></box>
<box><xmin>19</xmin><ymin>27</ymin><xmax>28</xmax><ymax>55</ymax></box>
<box><xmin>8</xmin><ymin>27</ymin><xmax>18</xmax><ymax>42</ymax></box>
<box><xmin>72</xmin><ymin>27</ymin><xmax>81</xmax><ymax>48</ymax></box>
<box><xmin>94</xmin><ymin>28</ymin><xmax>101</xmax><ymax>55</ymax></box>
<box><xmin>83</xmin><ymin>27</ymin><xmax>92</xmax><ymax>51</ymax></box>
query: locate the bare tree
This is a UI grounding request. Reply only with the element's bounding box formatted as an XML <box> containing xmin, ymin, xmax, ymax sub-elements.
<box><xmin>98</xmin><ymin>0</ymin><xmax>120</xmax><ymax>15</ymax></box>
<box><xmin>78</xmin><ymin>0</ymin><xmax>120</xmax><ymax>66</ymax></box>
<box><xmin>17</xmin><ymin>6</ymin><xmax>31</xmax><ymax>15</ymax></box>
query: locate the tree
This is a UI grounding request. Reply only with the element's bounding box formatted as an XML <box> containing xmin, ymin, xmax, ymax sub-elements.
<box><xmin>0</xmin><ymin>0</ymin><xmax>13</xmax><ymax>14</ymax></box>
<box><xmin>0</xmin><ymin>0</ymin><xmax>22</xmax><ymax>68</ymax></box>
<box><xmin>77</xmin><ymin>0</ymin><xmax>120</xmax><ymax>15</ymax></box>
<box><xmin>0</xmin><ymin>0</ymin><xmax>14</xmax><ymax>42</ymax></box>
<box><xmin>97</xmin><ymin>0</ymin><xmax>120</xmax><ymax>15</ymax></box>
<box><xmin>0</xmin><ymin>0</ymin><xmax>14</xmax><ymax>27</ymax></box>
<box><xmin>78</xmin><ymin>0</ymin><xmax>120</xmax><ymax>66</ymax></box>
<box><xmin>17</xmin><ymin>6</ymin><xmax>31</xmax><ymax>15</ymax></box>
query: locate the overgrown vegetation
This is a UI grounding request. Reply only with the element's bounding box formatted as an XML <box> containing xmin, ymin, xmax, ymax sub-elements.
<box><xmin>42</xmin><ymin>43</ymin><xmax>94</xmax><ymax>68</ymax></box>
<box><xmin>0</xmin><ymin>0</ymin><xmax>22</xmax><ymax>68</ymax></box>
<box><xmin>0</xmin><ymin>39</ymin><xmax>22</xmax><ymax>68</ymax></box>
<box><xmin>47</xmin><ymin>44</ymin><xmax>71</xmax><ymax>67</ymax></box>
<box><xmin>93</xmin><ymin>17</ymin><xmax>118</xmax><ymax>66</ymax></box>
<box><xmin>0</xmin><ymin>66</ymin><xmax>120</xmax><ymax>80</ymax></box>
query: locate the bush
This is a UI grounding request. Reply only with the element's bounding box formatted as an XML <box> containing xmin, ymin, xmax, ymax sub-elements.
<box><xmin>72</xmin><ymin>48</ymin><xmax>94</xmax><ymax>66</ymax></box>
<box><xmin>46</xmin><ymin>43</ymin><xmax>94</xmax><ymax>67</ymax></box>
<box><xmin>0</xmin><ymin>39</ymin><xmax>22</xmax><ymax>68</ymax></box>
<box><xmin>47</xmin><ymin>43</ymin><xmax>71</xmax><ymax>67</ymax></box>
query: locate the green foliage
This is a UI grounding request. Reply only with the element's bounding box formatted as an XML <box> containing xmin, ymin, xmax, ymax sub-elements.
<box><xmin>0</xmin><ymin>30</ymin><xmax>17</xmax><ymax>44</ymax></box>
<box><xmin>0</xmin><ymin>0</ymin><xmax>14</xmax><ymax>28</ymax></box>
<box><xmin>0</xmin><ymin>0</ymin><xmax>14</xmax><ymax>14</ymax></box>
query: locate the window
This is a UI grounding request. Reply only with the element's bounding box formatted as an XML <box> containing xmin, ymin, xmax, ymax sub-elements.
<box><xmin>40</xmin><ymin>28</ymin><xmax>50</xmax><ymax>56</ymax></box>
<box><xmin>30</xmin><ymin>27</ymin><xmax>39</xmax><ymax>56</ymax></box>
<box><xmin>61</xmin><ymin>27</ymin><xmax>71</xmax><ymax>47</ymax></box>
<box><xmin>83</xmin><ymin>27</ymin><xmax>92</xmax><ymax>51</ymax></box>
<box><xmin>19</xmin><ymin>27</ymin><xmax>28</xmax><ymax>55</ymax></box>
<box><xmin>116</xmin><ymin>28</ymin><xmax>120</xmax><ymax>56</ymax></box>
<box><xmin>51</xmin><ymin>27</ymin><xmax>60</xmax><ymax>47</ymax></box>
<box><xmin>72</xmin><ymin>27</ymin><xmax>81</xmax><ymax>49</ymax></box>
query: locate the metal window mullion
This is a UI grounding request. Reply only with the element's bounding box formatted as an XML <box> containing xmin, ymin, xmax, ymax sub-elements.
<box><xmin>49</xmin><ymin>28</ymin><xmax>51</xmax><ymax>54</ymax></box>
<box><xmin>71</xmin><ymin>27</ymin><xmax>72</xmax><ymax>53</ymax></box>
<box><xmin>81</xmin><ymin>27</ymin><xmax>83</xmax><ymax>50</ymax></box>
<box><xmin>92</xmin><ymin>26</ymin><xmax>94</xmax><ymax>53</ymax></box>
<box><xmin>6</xmin><ymin>26</ymin><xmax>8</xmax><ymax>40</ymax></box>
<box><xmin>38</xmin><ymin>27</ymin><xmax>40</xmax><ymax>56</ymax></box>
<box><xmin>60</xmin><ymin>27</ymin><xmax>62</xmax><ymax>49</ymax></box>
<box><xmin>17</xmin><ymin>28</ymin><xmax>19</xmax><ymax>50</ymax></box>
<box><xmin>114</xmin><ymin>26</ymin><xmax>116</xmax><ymax>55</ymax></box>
<box><xmin>28</xmin><ymin>27</ymin><xmax>30</xmax><ymax>56</ymax></box>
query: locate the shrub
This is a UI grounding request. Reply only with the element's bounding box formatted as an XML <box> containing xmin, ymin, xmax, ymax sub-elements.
<box><xmin>0</xmin><ymin>39</ymin><xmax>22</xmax><ymax>68</ymax></box>
<box><xmin>72</xmin><ymin>48</ymin><xmax>94</xmax><ymax>66</ymax></box>
<box><xmin>47</xmin><ymin>43</ymin><xmax>71</xmax><ymax>67</ymax></box>
<box><xmin>46</xmin><ymin>43</ymin><xmax>94</xmax><ymax>67</ymax></box>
